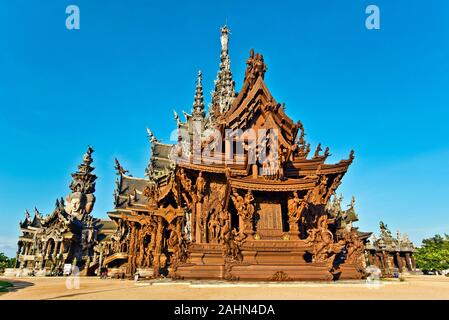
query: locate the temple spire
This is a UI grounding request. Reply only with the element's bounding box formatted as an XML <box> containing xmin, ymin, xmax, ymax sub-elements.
<box><xmin>209</xmin><ymin>25</ymin><xmax>236</xmax><ymax>118</ymax></box>
<box><xmin>192</xmin><ymin>70</ymin><xmax>205</xmax><ymax>119</ymax></box>
<box><xmin>65</xmin><ymin>146</ymin><xmax>97</xmax><ymax>221</ymax></box>
<box><xmin>69</xmin><ymin>146</ymin><xmax>96</xmax><ymax>194</ymax></box>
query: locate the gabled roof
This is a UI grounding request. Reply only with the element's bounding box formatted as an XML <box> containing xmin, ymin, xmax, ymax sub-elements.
<box><xmin>31</xmin><ymin>214</ymin><xmax>42</xmax><ymax>228</ymax></box>
<box><xmin>224</xmin><ymin>76</ymin><xmax>298</xmax><ymax>149</ymax></box>
<box><xmin>114</xmin><ymin>174</ymin><xmax>150</xmax><ymax>210</ymax></box>
<box><xmin>145</xmin><ymin>132</ymin><xmax>175</xmax><ymax>179</ymax></box>
<box><xmin>344</xmin><ymin>206</ymin><xmax>359</xmax><ymax>222</ymax></box>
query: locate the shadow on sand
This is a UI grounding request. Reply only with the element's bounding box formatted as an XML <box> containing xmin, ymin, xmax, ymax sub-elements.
<box><xmin>0</xmin><ymin>278</ymin><xmax>35</xmax><ymax>295</ymax></box>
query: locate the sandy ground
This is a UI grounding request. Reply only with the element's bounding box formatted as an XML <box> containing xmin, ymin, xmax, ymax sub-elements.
<box><xmin>1</xmin><ymin>274</ymin><xmax>449</xmax><ymax>300</ymax></box>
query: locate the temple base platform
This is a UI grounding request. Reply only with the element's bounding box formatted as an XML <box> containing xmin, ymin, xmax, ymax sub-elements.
<box><xmin>173</xmin><ymin>241</ymin><xmax>364</xmax><ymax>281</ymax></box>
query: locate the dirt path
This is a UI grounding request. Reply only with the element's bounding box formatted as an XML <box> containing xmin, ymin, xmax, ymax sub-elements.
<box><xmin>1</xmin><ymin>275</ymin><xmax>449</xmax><ymax>300</ymax></box>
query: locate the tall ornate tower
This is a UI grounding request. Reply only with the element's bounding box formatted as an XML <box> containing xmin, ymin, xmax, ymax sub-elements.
<box><xmin>65</xmin><ymin>146</ymin><xmax>97</xmax><ymax>221</ymax></box>
<box><xmin>209</xmin><ymin>25</ymin><xmax>236</xmax><ymax>118</ymax></box>
<box><xmin>192</xmin><ymin>70</ymin><xmax>205</xmax><ymax>120</ymax></box>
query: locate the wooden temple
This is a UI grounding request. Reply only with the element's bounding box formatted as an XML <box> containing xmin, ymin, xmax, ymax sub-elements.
<box><xmin>101</xmin><ymin>25</ymin><xmax>368</xmax><ymax>281</ymax></box>
<box><xmin>365</xmin><ymin>221</ymin><xmax>416</xmax><ymax>276</ymax></box>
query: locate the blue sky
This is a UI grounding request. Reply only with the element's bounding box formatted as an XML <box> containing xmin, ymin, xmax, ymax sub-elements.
<box><xmin>0</xmin><ymin>0</ymin><xmax>448</xmax><ymax>257</ymax></box>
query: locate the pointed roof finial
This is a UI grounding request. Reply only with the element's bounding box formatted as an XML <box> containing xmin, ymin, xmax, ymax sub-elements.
<box><xmin>313</xmin><ymin>143</ymin><xmax>322</xmax><ymax>158</ymax></box>
<box><xmin>34</xmin><ymin>207</ymin><xmax>42</xmax><ymax>218</ymax></box>
<box><xmin>192</xmin><ymin>70</ymin><xmax>205</xmax><ymax>119</ymax></box>
<box><xmin>350</xmin><ymin>195</ymin><xmax>356</xmax><ymax>208</ymax></box>
<box><xmin>69</xmin><ymin>146</ymin><xmax>97</xmax><ymax>194</ymax></box>
<box><xmin>173</xmin><ymin>110</ymin><xmax>181</xmax><ymax>127</ymax></box>
<box><xmin>146</xmin><ymin>128</ymin><xmax>157</xmax><ymax>143</ymax></box>
<box><xmin>24</xmin><ymin>209</ymin><xmax>31</xmax><ymax>221</ymax></box>
<box><xmin>220</xmin><ymin>25</ymin><xmax>230</xmax><ymax>53</ymax></box>
<box><xmin>114</xmin><ymin>158</ymin><xmax>129</xmax><ymax>176</ymax></box>
<box><xmin>209</xmin><ymin>25</ymin><xmax>236</xmax><ymax>117</ymax></box>
<box><xmin>349</xmin><ymin>149</ymin><xmax>355</xmax><ymax>161</ymax></box>
<box><xmin>83</xmin><ymin>145</ymin><xmax>94</xmax><ymax>166</ymax></box>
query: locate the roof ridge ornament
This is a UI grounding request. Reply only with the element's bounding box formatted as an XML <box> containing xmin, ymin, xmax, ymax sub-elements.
<box><xmin>24</xmin><ymin>209</ymin><xmax>31</xmax><ymax>222</ymax></box>
<box><xmin>192</xmin><ymin>70</ymin><xmax>205</xmax><ymax>119</ymax></box>
<box><xmin>34</xmin><ymin>207</ymin><xmax>42</xmax><ymax>219</ymax></box>
<box><xmin>348</xmin><ymin>195</ymin><xmax>356</xmax><ymax>208</ymax></box>
<box><xmin>244</xmin><ymin>49</ymin><xmax>267</xmax><ymax>88</ymax></box>
<box><xmin>114</xmin><ymin>158</ymin><xmax>130</xmax><ymax>176</ymax></box>
<box><xmin>173</xmin><ymin>110</ymin><xmax>182</xmax><ymax>127</ymax></box>
<box><xmin>146</xmin><ymin>128</ymin><xmax>158</xmax><ymax>143</ymax></box>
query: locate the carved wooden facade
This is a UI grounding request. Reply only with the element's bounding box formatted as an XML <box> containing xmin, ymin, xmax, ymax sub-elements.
<box><xmin>101</xmin><ymin>26</ymin><xmax>368</xmax><ymax>281</ymax></box>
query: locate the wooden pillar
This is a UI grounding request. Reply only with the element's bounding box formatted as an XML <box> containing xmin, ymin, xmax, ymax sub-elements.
<box><xmin>54</xmin><ymin>242</ymin><xmax>60</xmax><ymax>257</ymax></box>
<box><xmin>153</xmin><ymin>217</ymin><xmax>164</xmax><ymax>277</ymax></box>
<box><xmin>195</xmin><ymin>202</ymin><xmax>202</xmax><ymax>243</ymax></box>
<box><xmin>405</xmin><ymin>253</ymin><xmax>412</xmax><ymax>271</ymax></box>
<box><xmin>410</xmin><ymin>255</ymin><xmax>416</xmax><ymax>271</ymax></box>
<box><xmin>396</xmin><ymin>252</ymin><xmax>403</xmax><ymax>272</ymax></box>
<box><xmin>191</xmin><ymin>207</ymin><xmax>196</xmax><ymax>243</ymax></box>
<box><xmin>98</xmin><ymin>248</ymin><xmax>103</xmax><ymax>274</ymax></box>
<box><xmin>367</xmin><ymin>251</ymin><xmax>374</xmax><ymax>266</ymax></box>
<box><xmin>43</xmin><ymin>241</ymin><xmax>49</xmax><ymax>257</ymax></box>
<box><xmin>381</xmin><ymin>251</ymin><xmax>389</xmax><ymax>274</ymax></box>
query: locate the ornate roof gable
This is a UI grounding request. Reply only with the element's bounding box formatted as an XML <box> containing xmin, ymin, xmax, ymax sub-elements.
<box><xmin>223</xmin><ymin>50</ymin><xmax>298</xmax><ymax>151</ymax></box>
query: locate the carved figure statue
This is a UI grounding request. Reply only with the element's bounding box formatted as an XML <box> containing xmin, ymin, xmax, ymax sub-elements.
<box><xmin>207</xmin><ymin>211</ymin><xmax>221</xmax><ymax>242</ymax></box>
<box><xmin>344</xmin><ymin>230</ymin><xmax>365</xmax><ymax>271</ymax></box>
<box><xmin>244</xmin><ymin>190</ymin><xmax>255</xmax><ymax>219</ymax></box>
<box><xmin>231</xmin><ymin>188</ymin><xmax>244</xmax><ymax>213</ymax></box>
<box><xmin>177</xmin><ymin>168</ymin><xmax>192</xmax><ymax>193</ymax></box>
<box><xmin>143</xmin><ymin>182</ymin><xmax>159</xmax><ymax>207</ymax></box>
<box><xmin>66</xmin><ymin>192</ymin><xmax>89</xmax><ymax>220</ymax></box>
<box><xmin>305</xmin><ymin>215</ymin><xmax>345</xmax><ymax>270</ymax></box>
<box><xmin>220</xmin><ymin>25</ymin><xmax>229</xmax><ymax>52</ymax></box>
<box><xmin>314</xmin><ymin>143</ymin><xmax>322</xmax><ymax>158</ymax></box>
<box><xmin>219</xmin><ymin>210</ymin><xmax>231</xmax><ymax>241</ymax></box>
<box><xmin>195</xmin><ymin>172</ymin><xmax>206</xmax><ymax>201</ymax></box>
<box><xmin>287</xmin><ymin>192</ymin><xmax>302</xmax><ymax>222</ymax></box>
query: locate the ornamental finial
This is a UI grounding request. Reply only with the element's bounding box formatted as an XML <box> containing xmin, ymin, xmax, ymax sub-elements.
<box><xmin>192</xmin><ymin>70</ymin><xmax>205</xmax><ymax>119</ymax></box>
<box><xmin>114</xmin><ymin>158</ymin><xmax>129</xmax><ymax>176</ymax></box>
<box><xmin>146</xmin><ymin>128</ymin><xmax>157</xmax><ymax>143</ymax></box>
<box><xmin>209</xmin><ymin>25</ymin><xmax>236</xmax><ymax>116</ymax></box>
<box><xmin>220</xmin><ymin>25</ymin><xmax>230</xmax><ymax>53</ymax></box>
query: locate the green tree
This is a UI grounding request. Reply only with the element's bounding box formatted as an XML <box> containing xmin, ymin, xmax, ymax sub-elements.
<box><xmin>0</xmin><ymin>252</ymin><xmax>16</xmax><ymax>270</ymax></box>
<box><xmin>415</xmin><ymin>234</ymin><xmax>449</xmax><ymax>271</ymax></box>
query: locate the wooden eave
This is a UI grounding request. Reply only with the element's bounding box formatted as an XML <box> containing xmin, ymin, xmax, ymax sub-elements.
<box><xmin>285</xmin><ymin>158</ymin><xmax>352</xmax><ymax>177</ymax></box>
<box><xmin>228</xmin><ymin>176</ymin><xmax>318</xmax><ymax>192</ymax></box>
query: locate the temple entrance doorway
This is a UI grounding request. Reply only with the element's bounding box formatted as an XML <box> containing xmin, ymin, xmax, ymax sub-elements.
<box><xmin>253</xmin><ymin>193</ymin><xmax>288</xmax><ymax>240</ymax></box>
